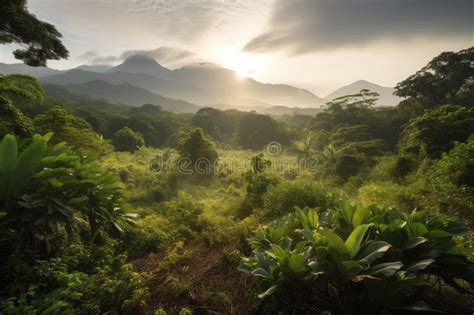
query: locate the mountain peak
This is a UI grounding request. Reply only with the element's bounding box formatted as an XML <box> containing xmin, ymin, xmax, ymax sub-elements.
<box><xmin>122</xmin><ymin>54</ymin><xmax>159</xmax><ymax>66</ymax></box>
<box><xmin>108</xmin><ymin>54</ymin><xmax>170</xmax><ymax>77</ymax></box>
<box><xmin>326</xmin><ymin>80</ymin><xmax>402</xmax><ymax>106</ymax></box>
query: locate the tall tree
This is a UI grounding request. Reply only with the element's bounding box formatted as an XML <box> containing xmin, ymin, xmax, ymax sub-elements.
<box><xmin>395</xmin><ymin>47</ymin><xmax>474</xmax><ymax>108</ymax></box>
<box><xmin>0</xmin><ymin>0</ymin><xmax>69</xmax><ymax>66</ymax></box>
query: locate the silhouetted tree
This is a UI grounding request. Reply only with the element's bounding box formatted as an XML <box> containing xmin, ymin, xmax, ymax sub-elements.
<box><xmin>0</xmin><ymin>0</ymin><xmax>69</xmax><ymax>66</ymax></box>
<box><xmin>395</xmin><ymin>47</ymin><xmax>474</xmax><ymax>108</ymax></box>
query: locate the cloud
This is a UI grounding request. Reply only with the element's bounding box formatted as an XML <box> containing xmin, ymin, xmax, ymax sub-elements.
<box><xmin>120</xmin><ymin>47</ymin><xmax>195</xmax><ymax>64</ymax></box>
<box><xmin>244</xmin><ymin>0</ymin><xmax>473</xmax><ymax>55</ymax></box>
<box><xmin>79</xmin><ymin>47</ymin><xmax>196</xmax><ymax>65</ymax></box>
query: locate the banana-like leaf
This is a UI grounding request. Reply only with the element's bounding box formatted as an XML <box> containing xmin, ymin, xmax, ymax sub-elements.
<box><xmin>404</xmin><ymin>259</ymin><xmax>435</xmax><ymax>273</ymax></box>
<box><xmin>352</xmin><ymin>205</ymin><xmax>371</xmax><ymax>227</ymax></box>
<box><xmin>345</xmin><ymin>224</ymin><xmax>370</xmax><ymax>258</ymax></box>
<box><xmin>369</xmin><ymin>262</ymin><xmax>404</xmax><ymax>277</ymax></box>
<box><xmin>339</xmin><ymin>199</ymin><xmax>355</xmax><ymax>226</ymax></box>
<box><xmin>356</xmin><ymin>241</ymin><xmax>391</xmax><ymax>264</ymax></box>
<box><xmin>322</xmin><ymin>230</ymin><xmax>347</xmax><ymax>255</ymax></box>
<box><xmin>402</xmin><ymin>236</ymin><xmax>428</xmax><ymax>249</ymax></box>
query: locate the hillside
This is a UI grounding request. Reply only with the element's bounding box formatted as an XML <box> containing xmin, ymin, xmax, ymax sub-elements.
<box><xmin>59</xmin><ymin>80</ymin><xmax>201</xmax><ymax>113</ymax></box>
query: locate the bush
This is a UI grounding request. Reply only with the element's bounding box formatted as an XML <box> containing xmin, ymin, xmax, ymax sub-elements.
<box><xmin>177</xmin><ymin>128</ymin><xmax>218</xmax><ymax>174</ymax></box>
<box><xmin>262</xmin><ymin>181</ymin><xmax>336</xmax><ymax>218</ymax></box>
<box><xmin>113</xmin><ymin>127</ymin><xmax>145</xmax><ymax>152</ymax></box>
<box><xmin>0</xmin><ymin>244</ymin><xmax>149</xmax><ymax>315</ymax></box>
<box><xmin>240</xmin><ymin>203</ymin><xmax>474</xmax><ymax>314</ymax></box>
<box><xmin>239</xmin><ymin>169</ymin><xmax>280</xmax><ymax>218</ymax></box>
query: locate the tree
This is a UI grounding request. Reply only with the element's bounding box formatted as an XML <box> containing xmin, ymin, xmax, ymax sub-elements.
<box><xmin>400</xmin><ymin>105</ymin><xmax>474</xmax><ymax>158</ymax></box>
<box><xmin>0</xmin><ymin>97</ymin><xmax>34</xmax><ymax>138</ymax></box>
<box><xmin>0</xmin><ymin>74</ymin><xmax>45</xmax><ymax>137</ymax></box>
<box><xmin>178</xmin><ymin>128</ymin><xmax>218</xmax><ymax>166</ymax></box>
<box><xmin>395</xmin><ymin>47</ymin><xmax>474</xmax><ymax>108</ymax></box>
<box><xmin>0</xmin><ymin>0</ymin><xmax>69</xmax><ymax>66</ymax></box>
<box><xmin>113</xmin><ymin>127</ymin><xmax>145</xmax><ymax>152</ymax></box>
<box><xmin>34</xmin><ymin>106</ymin><xmax>110</xmax><ymax>154</ymax></box>
<box><xmin>237</xmin><ymin>113</ymin><xmax>289</xmax><ymax>150</ymax></box>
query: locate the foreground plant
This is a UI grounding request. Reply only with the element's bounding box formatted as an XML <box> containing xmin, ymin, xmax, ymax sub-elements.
<box><xmin>240</xmin><ymin>203</ymin><xmax>474</xmax><ymax>314</ymax></box>
<box><xmin>0</xmin><ymin>133</ymin><xmax>135</xmax><ymax>255</ymax></box>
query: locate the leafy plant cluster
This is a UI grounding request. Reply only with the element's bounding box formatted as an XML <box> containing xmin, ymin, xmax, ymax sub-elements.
<box><xmin>240</xmin><ymin>202</ymin><xmax>474</xmax><ymax>314</ymax></box>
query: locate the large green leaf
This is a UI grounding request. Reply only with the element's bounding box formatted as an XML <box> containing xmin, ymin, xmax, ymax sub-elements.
<box><xmin>369</xmin><ymin>262</ymin><xmax>404</xmax><ymax>277</ymax></box>
<box><xmin>345</xmin><ymin>224</ymin><xmax>370</xmax><ymax>258</ymax></box>
<box><xmin>352</xmin><ymin>205</ymin><xmax>371</xmax><ymax>227</ymax></box>
<box><xmin>322</xmin><ymin>230</ymin><xmax>347</xmax><ymax>255</ymax></box>
<box><xmin>339</xmin><ymin>199</ymin><xmax>355</xmax><ymax>225</ymax></box>
<box><xmin>404</xmin><ymin>259</ymin><xmax>435</xmax><ymax>273</ymax></box>
<box><xmin>356</xmin><ymin>241</ymin><xmax>392</xmax><ymax>265</ymax></box>
<box><xmin>10</xmin><ymin>139</ymin><xmax>46</xmax><ymax>196</ymax></box>
<box><xmin>402</xmin><ymin>236</ymin><xmax>428</xmax><ymax>249</ymax></box>
<box><xmin>288</xmin><ymin>254</ymin><xmax>307</xmax><ymax>274</ymax></box>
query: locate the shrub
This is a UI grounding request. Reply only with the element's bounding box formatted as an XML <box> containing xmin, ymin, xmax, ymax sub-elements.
<box><xmin>240</xmin><ymin>203</ymin><xmax>474</xmax><ymax>314</ymax></box>
<box><xmin>113</xmin><ymin>127</ymin><xmax>145</xmax><ymax>152</ymax></box>
<box><xmin>0</xmin><ymin>244</ymin><xmax>149</xmax><ymax>315</ymax></box>
<box><xmin>0</xmin><ymin>133</ymin><xmax>134</xmax><ymax>256</ymax></box>
<box><xmin>34</xmin><ymin>107</ymin><xmax>111</xmax><ymax>155</ymax></box>
<box><xmin>177</xmin><ymin>128</ymin><xmax>218</xmax><ymax>174</ymax></box>
<box><xmin>262</xmin><ymin>181</ymin><xmax>336</xmax><ymax>218</ymax></box>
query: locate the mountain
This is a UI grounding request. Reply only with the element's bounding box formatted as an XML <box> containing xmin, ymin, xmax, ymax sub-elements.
<box><xmin>326</xmin><ymin>80</ymin><xmax>402</xmax><ymax>106</ymax></box>
<box><xmin>4</xmin><ymin>54</ymin><xmax>326</xmax><ymax>109</ymax></box>
<box><xmin>169</xmin><ymin>63</ymin><xmax>325</xmax><ymax>108</ymax></box>
<box><xmin>0</xmin><ymin>62</ymin><xmax>62</xmax><ymax>77</ymax></box>
<box><xmin>108</xmin><ymin>54</ymin><xmax>171</xmax><ymax>77</ymax></box>
<box><xmin>40</xmin><ymin>69</ymin><xmax>208</xmax><ymax>104</ymax></box>
<box><xmin>75</xmin><ymin>64</ymin><xmax>112</xmax><ymax>73</ymax></box>
<box><xmin>57</xmin><ymin>80</ymin><xmax>200</xmax><ymax>113</ymax></box>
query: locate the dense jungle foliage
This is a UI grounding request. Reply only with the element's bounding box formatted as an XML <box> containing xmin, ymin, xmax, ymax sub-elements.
<box><xmin>1</xmin><ymin>46</ymin><xmax>473</xmax><ymax>314</ymax></box>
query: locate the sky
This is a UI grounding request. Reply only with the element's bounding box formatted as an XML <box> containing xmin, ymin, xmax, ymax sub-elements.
<box><xmin>0</xmin><ymin>0</ymin><xmax>472</xmax><ymax>95</ymax></box>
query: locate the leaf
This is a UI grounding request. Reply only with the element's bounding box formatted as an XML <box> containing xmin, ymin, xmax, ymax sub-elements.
<box><xmin>322</xmin><ymin>230</ymin><xmax>347</xmax><ymax>255</ymax></box>
<box><xmin>307</xmin><ymin>208</ymin><xmax>319</xmax><ymax>229</ymax></box>
<box><xmin>395</xmin><ymin>300</ymin><xmax>442</xmax><ymax>313</ymax></box>
<box><xmin>404</xmin><ymin>259</ymin><xmax>435</xmax><ymax>273</ymax></box>
<box><xmin>408</xmin><ymin>223</ymin><xmax>429</xmax><ymax>237</ymax></box>
<box><xmin>351</xmin><ymin>274</ymin><xmax>380</xmax><ymax>282</ymax></box>
<box><xmin>445</xmin><ymin>220</ymin><xmax>469</xmax><ymax>236</ymax></box>
<box><xmin>425</xmin><ymin>230</ymin><xmax>452</xmax><ymax>239</ymax></box>
<box><xmin>257</xmin><ymin>285</ymin><xmax>277</xmax><ymax>299</ymax></box>
<box><xmin>402</xmin><ymin>236</ymin><xmax>428</xmax><ymax>249</ymax></box>
<box><xmin>356</xmin><ymin>241</ymin><xmax>392</xmax><ymax>264</ymax></box>
<box><xmin>288</xmin><ymin>254</ymin><xmax>307</xmax><ymax>274</ymax></box>
<box><xmin>252</xmin><ymin>268</ymin><xmax>272</xmax><ymax>279</ymax></box>
<box><xmin>352</xmin><ymin>205</ymin><xmax>370</xmax><ymax>227</ymax></box>
<box><xmin>1</xmin><ymin>134</ymin><xmax>18</xmax><ymax>172</ymax></box>
<box><xmin>341</xmin><ymin>260</ymin><xmax>363</xmax><ymax>277</ymax></box>
<box><xmin>339</xmin><ymin>199</ymin><xmax>355</xmax><ymax>226</ymax></box>
<box><xmin>369</xmin><ymin>262</ymin><xmax>404</xmax><ymax>277</ymax></box>
<box><xmin>345</xmin><ymin>224</ymin><xmax>370</xmax><ymax>258</ymax></box>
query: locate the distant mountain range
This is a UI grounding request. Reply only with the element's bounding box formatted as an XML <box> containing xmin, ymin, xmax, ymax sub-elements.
<box><xmin>57</xmin><ymin>80</ymin><xmax>199</xmax><ymax>113</ymax></box>
<box><xmin>1</xmin><ymin>56</ymin><xmax>403</xmax><ymax>113</ymax></box>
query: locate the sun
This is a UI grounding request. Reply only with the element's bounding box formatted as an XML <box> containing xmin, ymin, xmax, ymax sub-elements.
<box><xmin>213</xmin><ymin>47</ymin><xmax>266</xmax><ymax>79</ymax></box>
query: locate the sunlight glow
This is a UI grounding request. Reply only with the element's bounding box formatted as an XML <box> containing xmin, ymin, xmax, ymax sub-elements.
<box><xmin>212</xmin><ymin>46</ymin><xmax>269</xmax><ymax>79</ymax></box>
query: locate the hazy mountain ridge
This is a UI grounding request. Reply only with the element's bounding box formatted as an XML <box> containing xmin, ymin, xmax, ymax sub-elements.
<box><xmin>1</xmin><ymin>58</ymin><xmax>403</xmax><ymax>111</ymax></box>
<box><xmin>54</xmin><ymin>80</ymin><xmax>200</xmax><ymax>113</ymax></box>
<box><xmin>1</xmin><ymin>56</ymin><xmax>325</xmax><ymax>108</ymax></box>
